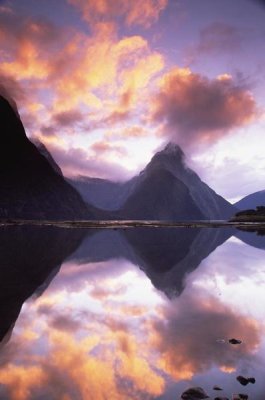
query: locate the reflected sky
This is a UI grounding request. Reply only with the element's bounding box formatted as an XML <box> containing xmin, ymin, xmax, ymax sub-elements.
<box><xmin>0</xmin><ymin>228</ymin><xmax>264</xmax><ymax>399</ymax></box>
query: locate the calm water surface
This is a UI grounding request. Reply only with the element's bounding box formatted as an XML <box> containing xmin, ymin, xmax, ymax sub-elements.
<box><xmin>0</xmin><ymin>226</ymin><xmax>264</xmax><ymax>399</ymax></box>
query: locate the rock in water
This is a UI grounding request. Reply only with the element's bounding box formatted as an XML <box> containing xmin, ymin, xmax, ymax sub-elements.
<box><xmin>236</xmin><ymin>376</ymin><xmax>249</xmax><ymax>386</ymax></box>
<box><xmin>213</xmin><ymin>386</ymin><xmax>223</xmax><ymax>391</ymax></box>
<box><xmin>237</xmin><ymin>375</ymin><xmax>255</xmax><ymax>386</ymax></box>
<box><xmin>181</xmin><ymin>387</ymin><xmax>209</xmax><ymax>399</ymax></box>
<box><xmin>215</xmin><ymin>397</ymin><xmax>229</xmax><ymax>400</ymax></box>
<box><xmin>247</xmin><ymin>377</ymin><xmax>255</xmax><ymax>384</ymax></box>
<box><xmin>229</xmin><ymin>338</ymin><xmax>242</xmax><ymax>345</ymax></box>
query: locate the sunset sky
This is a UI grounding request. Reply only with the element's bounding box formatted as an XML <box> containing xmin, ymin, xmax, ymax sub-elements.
<box><xmin>0</xmin><ymin>0</ymin><xmax>265</xmax><ymax>202</ymax></box>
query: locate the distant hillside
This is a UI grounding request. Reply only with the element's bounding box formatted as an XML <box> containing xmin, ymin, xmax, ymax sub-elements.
<box><xmin>68</xmin><ymin>176</ymin><xmax>137</xmax><ymax>211</ymax></box>
<box><xmin>231</xmin><ymin>206</ymin><xmax>265</xmax><ymax>222</ymax></box>
<box><xmin>235</xmin><ymin>190</ymin><xmax>265</xmax><ymax>210</ymax></box>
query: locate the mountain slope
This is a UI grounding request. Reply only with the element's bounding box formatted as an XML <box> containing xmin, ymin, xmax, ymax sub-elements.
<box><xmin>0</xmin><ymin>95</ymin><xmax>94</xmax><ymax>220</ymax></box>
<box><xmin>120</xmin><ymin>166</ymin><xmax>204</xmax><ymax>220</ymax></box>
<box><xmin>69</xmin><ymin>143</ymin><xmax>236</xmax><ymax>219</ymax></box>
<box><xmin>235</xmin><ymin>190</ymin><xmax>265</xmax><ymax>210</ymax></box>
<box><xmin>145</xmin><ymin>143</ymin><xmax>236</xmax><ymax>219</ymax></box>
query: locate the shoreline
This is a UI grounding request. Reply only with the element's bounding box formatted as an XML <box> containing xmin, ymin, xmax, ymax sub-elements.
<box><xmin>0</xmin><ymin>219</ymin><xmax>265</xmax><ymax>230</ymax></box>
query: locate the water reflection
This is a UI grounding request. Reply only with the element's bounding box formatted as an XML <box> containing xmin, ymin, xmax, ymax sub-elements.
<box><xmin>0</xmin><ymin>226</ymin><xmax>264</xmax><ymax>399</ymax></box>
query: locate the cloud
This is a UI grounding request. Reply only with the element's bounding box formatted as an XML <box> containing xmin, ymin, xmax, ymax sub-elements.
<box><xmin>90</xmin><ymin>141</ymin><xmax>127</xmax><ymax>156</ymax></box>
<box><xmin>151</xmin><ymin>292</ymin><xmax>261</xmax><ymax>380</ymax></box>
<box><xmin>53</xmin><ymin>109</ymin><xmax>84</xmax><ymax>127</ymax></box>
<box><xmin>50</xmin><ymin>314</ymin><xmax>82</xmax><ymax>333</ymax></box>
<box><xmin>68</xmin><ymin>0</ymin><xmax>168</xmax><ymax>28</ymax></box>
<box><xmin>0</xmin><ymin>365</ymin><xmax>46</xmax><ymax>400</ymax></box>
<box><xmin>186</xmin><ymin>22</ymin><xmax>246</xmax><ymax>63</ymax></box>
<box><xmin>0</xmin><ymin>73</ymin><xmax>24</xmax><ymax>113</ymax></box>
<box><xmin>45</xmin><ymin>142</ymin><xmax>131</xmax><ymax>180</ymax></box>
<box><xmin>152</xmin><ymin>67</ymin><xmax>258</xmax><ymax>149</ymax></box>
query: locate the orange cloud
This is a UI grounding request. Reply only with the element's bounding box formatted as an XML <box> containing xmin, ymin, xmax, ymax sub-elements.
<box><xmin>151</xmin><ymin>294</ymin><xmax>261</xmax><ymax>381</ymax></box>
<box><xmin>152</xmin><ymin>67</ymin><xmax>258</xmax><ymax>149</ymax></box>
<box><xmin>0</xmin><ymin>365</ymin><xmax>46</xmax><ymax>400</ymax></box>
<box><xmin>50</xmin><ymin>24</ymin><xmax>164</xmax><ymax>115</ymax></box>
<box><xmin>68</xmin><ymin>0</ymin><xmax>168</xmax><ymax>28</ymax></box>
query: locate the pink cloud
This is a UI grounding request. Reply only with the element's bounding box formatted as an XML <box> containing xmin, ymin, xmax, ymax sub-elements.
<box><xmin>152</xmin><ymin>68</ymin><xmax>258</xmax><ymax>150</ymax></box>
<box><xmin>68</xmin><ymin>0</ymin><xmax>168</xmax><ymax>28</ymax></box>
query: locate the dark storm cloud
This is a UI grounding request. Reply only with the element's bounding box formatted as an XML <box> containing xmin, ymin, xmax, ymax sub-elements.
<box><xmin>152</xmin><ymin>68</ymin><xmax>258</xmax><ymax>149</ymax></box>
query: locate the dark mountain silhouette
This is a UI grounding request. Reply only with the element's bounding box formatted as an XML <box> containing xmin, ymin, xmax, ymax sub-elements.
<box><xmin>69</xmin><ymin>226</ymin><xmax>232</xmax><ymax>297</ymax></box>
<box><xmin>120</xmin><ymin>166</ymin><xmax>204</xmax><ymax>220</ymax></box>
<box><xmin>0</xmin><ymin>95</ymin><xmax>96</xmax><ymax>219</ymax></box>
<box><xmin>0</xmin><ymin>225</ymin><xmax>86</xmax><ymax>342</ymax></box>
<box><xmin>235</xmin><ymin>190</ymin><xmax>265</xmax><ymax>210</ymax></box>
<box><xmin>70</xmin><ymin>143</ymin><xmax>236</xmax><ymax>220</ymax></box>
<box><xmin>235</xmin><ymin>229</ymin><xmax>265</xmax><ymax>250</ymax></box>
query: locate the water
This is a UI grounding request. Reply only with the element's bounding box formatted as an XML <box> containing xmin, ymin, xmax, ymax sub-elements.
<box><xmin>0</xmin><ymin>225</ymin><xmax>264</xmax><ymax>399</ymax></box>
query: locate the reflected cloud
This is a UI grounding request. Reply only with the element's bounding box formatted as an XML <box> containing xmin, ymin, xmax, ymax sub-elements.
<box><xmin>151</xmin><ymin>290</ymin><xmax>261</xmax><ymax>381</ymax></box>
<box><xmin>0</xmin><ymin>227</ymin><xmax>265</xmax><ymax>399</ymax></box>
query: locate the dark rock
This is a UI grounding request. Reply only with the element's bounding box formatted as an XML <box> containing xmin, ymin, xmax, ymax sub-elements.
<box><xmin>215</xmin><ymin>397</ymin><xmax>229</xmax><ymax>400</ymax></box>
<box><xmin>236</xmin><ymin>375</ymin><xmax>255</xmax><ymax>386</ymax></box>
<box><xmin>229</xmin><ymin>338</ymin><xmax>242</xmax><ymax>345</ymax></box>
<box><xmin>232</xmin><ymin>395</ymin><xmax>248</xmax><ymax>400</ymax></box>
<box><xmin>213</xmin><ymin>386</ymin><xmax>223</xmax><ymax>390</ymax></box>
<box><xmin>248</xmin><ymin>377</ymin><xmax>255</xmax><ymax>384</ymax></box>
<box><xmin>181</xmin><ymin>386</ymin><xmax>209</xmax><ymax>399</ymax></box>
<box><xmin>236</xmin><ymin>376</ymin><xmax>249</xmax><ymax>386</ymax></box>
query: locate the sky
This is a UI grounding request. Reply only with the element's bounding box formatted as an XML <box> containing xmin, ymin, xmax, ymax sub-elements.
<box><xmin>0</xmin><ymin>0</ymin><xmax>265</xmax><ymax>202</ymax></box>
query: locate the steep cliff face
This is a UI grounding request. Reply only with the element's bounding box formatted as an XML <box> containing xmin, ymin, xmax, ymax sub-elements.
<box><xmin>0</xmin><ymin>95</ymin><xmax>94</xmax><ymax>220</ymax></box>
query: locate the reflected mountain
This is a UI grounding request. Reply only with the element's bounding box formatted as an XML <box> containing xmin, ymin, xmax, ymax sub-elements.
<box><xmin>69</xmin><ymin>226</ymin><xmax>233</xmax><ymax>297</ymax></box>
<box><xmin>235</xmin><ymin>228</ymin><xmax>265</xmax><ymax>250</ymax></box>
<box><xmin>0</xmin><ymin>224</ymin><xmax>263</xmax><ymax>346</ymax></box>
<box><xmin>0</xmin><ymin>226</ymin><xmax>86</xmax><ymax>342</ymax></box>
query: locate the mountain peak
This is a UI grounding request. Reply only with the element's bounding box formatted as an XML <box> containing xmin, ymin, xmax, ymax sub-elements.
<box><xmin>148</xmin><ymin>142</ymin><xmax>186</xmax><ymax>170</ymax></box>
<box><xmin>154</xmin><ymin>142</ymin><xmax>186</xmax><ymax>165</ymax></box>
<box><xmin>162</xmin><ymin>142</ymin><xmax>185</xmax><ymax>157</ymax></box>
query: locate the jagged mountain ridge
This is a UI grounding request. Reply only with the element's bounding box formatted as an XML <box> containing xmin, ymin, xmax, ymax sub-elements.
<box><xmin>0</xmin><ymin>95</ymin><xmax>95</xmax><ymax>220</ymax></box>
<box><xmin>70</xmin><ymin>143</ymin><xmax>237</xmax><ymax>219</ymax></box>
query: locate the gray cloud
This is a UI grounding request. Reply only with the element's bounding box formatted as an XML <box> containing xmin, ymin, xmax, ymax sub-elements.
<box><xmin>46</xmin><ymin>142</ymin><xmax>131</xmax><ymax>180</ymax></box>
<box><xmin>152</xmin><ymin>69</ymin><xmax>258</xmax><ymax>150</ymax></box>
<box><xmin>185</xmin><ymin>22</ymin><xmax>247</xmax><ymax>64</ymax></box>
